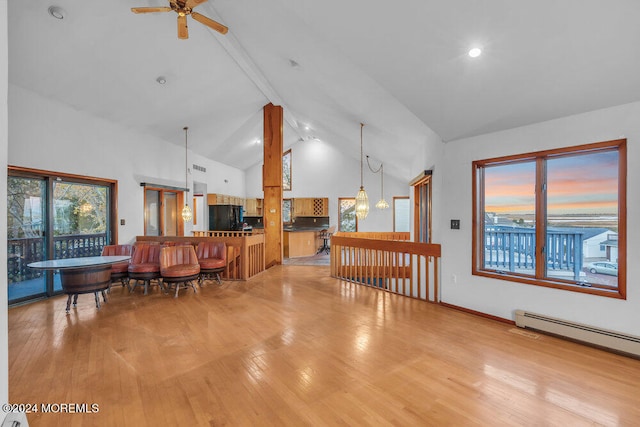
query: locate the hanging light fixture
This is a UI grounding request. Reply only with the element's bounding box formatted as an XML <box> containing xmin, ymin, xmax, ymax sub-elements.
<box><xmin>355</xmin><ymin>123</ymin><xmax>369</xmax><ymax>220</ymax></box>
<box><xmin>375</xmin><ymin>164</ymin><xmax>389</xmax><ymax>210</ymax></box>
<box><xmin>181</xmin><ymin>126</ymin><xmax>193</xmax><ymax>222</ymax></box>
<box><xmin>366</xmin><ymin>155</ymin><xmax>389</xmax><ymax>210</ymax></box>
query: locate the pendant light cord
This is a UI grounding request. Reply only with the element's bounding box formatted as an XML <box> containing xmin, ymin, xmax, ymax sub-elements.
<box><xmin>360</xmin><ymin>123</ymin><xmax>364</xmax><ymax>188</ymax></box>
<box><xmin>184</xmin><ymin>126</ymin><xmax>189</xmax><ymax>191</ymax></box>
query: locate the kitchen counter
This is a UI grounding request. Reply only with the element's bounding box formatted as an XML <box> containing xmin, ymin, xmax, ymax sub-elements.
<box><xmin>283</xmin><ymin>226</ymin><xmax>326</xmax><ymax>232</ymax></box>
<box><xmin>283</xmin><ymin>230</ymin><xmax>321</xmax><ymax>258</ymax></box>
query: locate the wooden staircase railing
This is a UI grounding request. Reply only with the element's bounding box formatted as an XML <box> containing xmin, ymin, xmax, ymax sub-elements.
<box><xmin>330</xmin><ymin>234</ymin><xmax>441</xmax><ymax>302</ymax></box>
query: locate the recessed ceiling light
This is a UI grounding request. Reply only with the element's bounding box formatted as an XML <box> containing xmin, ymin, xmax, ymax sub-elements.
<box><xmin>304</xmin><ymin>125</ymin><xmax>310</xmax><ymax>131</ymax></box>
<box><xmin>48</xmin><ymin>6</ymin><xmax>66</xmax><ymax>20</ymax></box>
<box><xmin>156</xmin><ymin>76</ymin><xmax>166</xmax><ymax>84</ymax></box>
<box><xmin>468</xmin><ymin>47</ymin><xmax>482</xmax><ymax>58</ymax></box>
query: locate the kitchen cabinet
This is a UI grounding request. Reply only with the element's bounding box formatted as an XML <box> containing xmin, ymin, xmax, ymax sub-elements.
<box><xmin>244</xmin><ymin>198</ymin><xmax>263</xmax><ymax>216</ymax></box>
<box><xmin>293</xmin><ymin>198</ymin><xmax>328</xmax><ymax>217</ymax></box>
<box><xmin>207</xmin><ymin>193</ymin><xmax>244</xmax><ymax>206</ymax></box>
<box><xmin>284</xmin><ymin>231</ymin><xmax>319</xmax><ymax>258</ymax></box>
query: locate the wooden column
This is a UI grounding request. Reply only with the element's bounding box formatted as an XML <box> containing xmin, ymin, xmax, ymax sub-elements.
<box><xmin>263</xmin><ymin>103</ymin><xmax>284</xmax><ymax>268</ymax></box>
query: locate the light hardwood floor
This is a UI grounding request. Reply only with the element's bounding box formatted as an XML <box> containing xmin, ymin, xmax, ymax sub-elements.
<box><xmin>8</xmin><ymin>265</ymin><xmax>640</xmax><ymax>426</ymax></box>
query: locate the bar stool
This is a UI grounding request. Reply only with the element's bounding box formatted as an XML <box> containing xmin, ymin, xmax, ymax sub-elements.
<box><xmin>317</xmin><ymin>225</ymin><xmax>335</xmax><ymax>254</ymax></box>
<box><xmin>101</xmin><ymin>244</ymin><xmax>132</xmax><ymax>291</ymax></box>
<box><xmin>160</xmin><ymin>245</ymin><xmax>200</xmax><ymax>297</ymax></box>
<box><xmin>196</xmin><ymin>241</ymin><xmax>227</xmax><ymax>285</ymax></box>
<box><xmin>128</xmin><ymin>243</ymin><xmax>164</xmax><ymax>295</ymax></box>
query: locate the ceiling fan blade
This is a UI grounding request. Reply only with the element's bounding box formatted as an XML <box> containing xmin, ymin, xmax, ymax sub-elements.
<box><xmin>131</xmin><ymin>7</ymin><xmax>172</xmax><ymax>14</ymax></box>
<box><xmin>191</xmin><ymin>12</ymin><xmax>228</xmax><ymax>34</ymax></box>
<box><xmin>186</xmin><ymin>0</ymin><xmax>208</xmax><ymax>8</ymax></box>
<box><xmin>177</xmin><ymin>14</ymin><xmax>189</xmax><ymax>39</ymax></box>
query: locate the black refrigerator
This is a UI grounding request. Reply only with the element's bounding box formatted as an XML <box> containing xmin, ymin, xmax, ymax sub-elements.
<box><xmin>209</xmin><ymin>205</ymin><xmax>244</xmax><ymax>231</ymax></box>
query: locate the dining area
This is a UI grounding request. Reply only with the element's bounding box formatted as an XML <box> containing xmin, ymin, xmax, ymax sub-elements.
<box><xmin>26</xmin><ymin>240</ymin><xmax>229</xmax><ymax>313</ymax></box>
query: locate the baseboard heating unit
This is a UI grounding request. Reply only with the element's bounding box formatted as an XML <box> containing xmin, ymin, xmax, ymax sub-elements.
<box><xmin>515</xmin><ymin>310</ymin><xmax>640</xmax><ymax>358</ymax></box>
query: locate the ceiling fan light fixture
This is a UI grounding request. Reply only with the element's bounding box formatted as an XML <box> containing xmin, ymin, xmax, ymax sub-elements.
<box><xmin>48</xmin><ymin>6</ymin><xmax>66</xmax><ymax>20</ymax></box>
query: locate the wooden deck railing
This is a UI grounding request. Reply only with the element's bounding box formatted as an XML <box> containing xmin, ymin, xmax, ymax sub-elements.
<box><xmin>330</xmin><ymin>234</ymin><xmax>441</xmax><ymax>302</ymax></box>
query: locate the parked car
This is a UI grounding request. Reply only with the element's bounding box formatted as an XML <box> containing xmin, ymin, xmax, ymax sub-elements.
<box><xmin>587</xmin><ymin>262</ymin><xmax>618</xmax><ymax>276</ymax></box>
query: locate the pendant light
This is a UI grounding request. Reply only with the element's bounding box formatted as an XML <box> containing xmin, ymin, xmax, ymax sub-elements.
<box><xmin>355</xmin><ymin>123</ymin><xmax>369</xmax><ymax>220</ymax></box>
<box><xmin>366</xmin><ymin>155</ymin><xmax>389</xmax><ymax>210</ymax></box>
<box><xmin>181</xmin><ymin>126</ymin><xmax>193</xmax><ymax>222</ymax></box>
<box><xmin>375</xmin><ymin>163</ymin><xmax>389</xmax><ymax>210</ymax></box>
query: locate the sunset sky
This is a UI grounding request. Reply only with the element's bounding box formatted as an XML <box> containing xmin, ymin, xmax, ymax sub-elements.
<box><xmin>484</xmin><ymin>150</ymin><xmax>618</xmax><ymax>215</ymax></box>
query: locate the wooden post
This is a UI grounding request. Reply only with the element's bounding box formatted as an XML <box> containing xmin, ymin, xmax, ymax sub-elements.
<box><xmin>263</xmin><ymin>103</ymin><xmax>284</xmax><ymax>268</ymax></box>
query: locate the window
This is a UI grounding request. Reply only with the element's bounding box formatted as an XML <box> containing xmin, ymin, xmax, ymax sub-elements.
<box><xmin>338</xmin><ymin>198</ymin><xmax>357</xmax><ymax>232</ymax></box>
<box><xmin>283</xmin><ymin>149</ymin><xmax>291</xmax><ymax>191</ymax></box>
<box><xmin>282</xmin><ymin>199</ymin><xmax>292</xmax><ymax>223</ymax></box>
<box><xmin>473</xmin><ymin>139</ymin><xmax>626</xmax><ymax>298</ymax></box>
<box><xmin>393</xmin><ymin>197</ymin><xmax>410</xmax><ymax>232</ymax></box>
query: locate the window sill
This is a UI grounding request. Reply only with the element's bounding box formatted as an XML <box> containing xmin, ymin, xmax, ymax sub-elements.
<box><xmin>472</xmin><ymin>269</ymin><xmax>625</xmax><ymax>299</ymax></box>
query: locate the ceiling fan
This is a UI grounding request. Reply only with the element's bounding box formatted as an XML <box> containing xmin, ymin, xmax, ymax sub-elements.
<box><xmin>131</xmin><ymin>0</ymin><xmax>228</xmax><ymax>39</ymax></box>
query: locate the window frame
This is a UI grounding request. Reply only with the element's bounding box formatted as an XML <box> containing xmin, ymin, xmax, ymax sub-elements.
<box><xmin>472</xmin><ymin>139</ymin><xmax>626</xmax><ymax>299</ymax></box>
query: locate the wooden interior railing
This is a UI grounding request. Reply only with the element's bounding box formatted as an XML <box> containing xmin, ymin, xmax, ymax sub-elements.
<box><xmin>192</xmin><ymin>230</ymin><xmax>255</xmax><ymax>238</ymax></box>
<box><xmin>136</xmin><ymin>234</ymin><xmax>265</xmax><ymax>280</ymax></box>
<box><xmin>330</xmin><ymin>234</ymin><xmax>441</xmax><ymax>302</ymax></box>
<box><xmin>334</xmin><ymin>231</ymin><xmax>410</xmax><ymax>241</ymax></box>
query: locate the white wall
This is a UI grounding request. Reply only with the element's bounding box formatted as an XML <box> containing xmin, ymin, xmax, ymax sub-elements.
<box><xmin>438</xmin><ymin>101</ymin><xmax>640</xmax><ymax>336</ymax></box>
<box><xmin>245</xmin><ymin>138</ymin><xmax>410</xmax><ymax>231</ymax></box>
<box><xmin>1</xmin><ymin>0</ymin><xmax>9</xmax><ymax>408</ymax></box>
<box><xmin>8</xmin><ymin>85</ymin><xmax>245</xmax><ymax>243</ymax></box>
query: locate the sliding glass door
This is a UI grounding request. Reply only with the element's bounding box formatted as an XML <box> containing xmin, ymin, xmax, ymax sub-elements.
<box><xmin>7</xmin><ymin>168</ymin><xmax>116</xmax><ymax>305</ymax></box>
<box><xmin>7</xmin><ymin>176</ymin><xmax>47</xmax><ymax>301</ymax></box>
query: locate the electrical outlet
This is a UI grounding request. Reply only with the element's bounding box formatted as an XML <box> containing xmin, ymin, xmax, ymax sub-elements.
<box><xmin>451</xmin><ymin>219</ymin><xmax>460</xmax><ymax>230</ymax></box>
<box><xmin>452</xmin><ymin>274</ymin><xmax>457</xmax><ymax>284</ymax></box>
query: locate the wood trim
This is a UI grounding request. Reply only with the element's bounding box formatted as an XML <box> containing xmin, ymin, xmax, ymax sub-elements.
<box><xmin>471</xmin><ymin>138</ymin><xmax>627</xmax><ymax>299</ymax></box>
<box><xmin>534</xmin><ymin>157</ymin><xmax>546</xmax><ymax>278</ymax></box>
<box><xmin>617</xmin><ymin>139</ymin><xmax>627</xmax><ymax>299</ymax></box>
<box><xmin>8</xmin><ymin>165</ymin><xmax>119</xmax><ymax>245</ymax></box>
<box><xmin>412</xmin><ymin>174</ymin><xmax>432</xmax><ymax>243</ymax></box>
<box><xmin>8</xmin><ymin>165</ymin><xmax>117</xmax><ymax>185</ymax></box>
<box><xmin>472</xmin><ymin>138</ymin><xmax>625</xmax><ymax>167</ymax></box>
<box><xmin>192</xmin><ymin>197</ymin><xmax>198</xmax><ymax>226</ymax></box>
<box><xmin>409</xmin><ymin>169</ymin><xmax>433</xmax><ymax>186</ymax></box>
<box><xmin>140</xmin><ymin>182</ymin><xmax>188</xmax><ymax>192</ymax></box>
<box><xmin>439</xmin><ymin>302</ymin><xmax>515</xmax><ymax>325</ymax></box>
<box><xmin>471</xmin><ymin>164</ymin><xmax>480</xmax><ymax>274</ymax></box>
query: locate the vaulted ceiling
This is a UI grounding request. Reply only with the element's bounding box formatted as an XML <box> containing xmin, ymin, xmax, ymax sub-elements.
<box><xmin>9</xmin><ymin>0</ymin><xmax>640</xmax><ymax>182</ymax></box>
